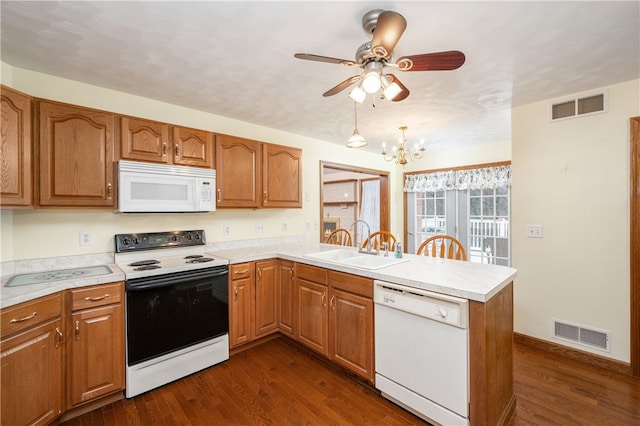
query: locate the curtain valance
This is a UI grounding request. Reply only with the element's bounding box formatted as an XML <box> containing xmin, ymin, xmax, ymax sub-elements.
<box><xmin>403</xmin><ymin>165</ymin><xmax>511</xmax><ymax>192</ymax></box>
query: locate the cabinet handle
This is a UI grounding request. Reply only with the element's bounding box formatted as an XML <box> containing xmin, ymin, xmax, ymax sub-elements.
<box><xmin>175</xmin><ymin>144</ymin><xmax>179</xmax><ymax>157</ymax></box>
<box><xmin>107</xmin><ymin>183</ymin><xmax>112</xmax><ymax>199</ymax></box>
<box><xmin>330</xmin><ymin>295</ymin><xmax>335</xmax><ymax>311</ymax></box>
<box><xmin>75</xmin><ymin>320</ymin><xmax>80</xmax><ymax>340</ymax></box>
<box><xmin>234</xmin><ymin>286</ymin><xmax>238</xmax><ymax>301</ymax></box>
<box><xmin>263</xmin><ymin>191</ymin><xmax>267</xmax><ymax>202</ymax></box>
<box><xmin>9</xmin><ymin>311</ymin><xmax>37</xmax><ymax>323</ymax></box>
<box><xmin>321</xmin><ymin>292</ymin><xmax>326</xmax><ymax>307</ymax></box>
<box><xmin>163</xmin><ymin>143</ymin><xmax>167</xmax><ymax>155</ymax></box>
<box><xmin>217</xmin><ymin>189</ymin><xmax>222</xmax><ymax>202</ymax></box>
<box><xmin>84</xmin><ymin>293</ymin><xmax>110</xmax><ymax>302</ymax></box>
<box><xmin>289</xmin><ymin>268</ymin><xmax>294</xmax><ymax>280</ymax></box>
<box><xmin>258</xmin><ymin>269</ymin><xmax>262</xmax><ymax>280</ymax></box>
<box><xmin>234</xmin><ymin>269</ymin><xmax>248</xmax><ymax>274</ymax></box>
<box><xmin>55</xmin><ymin>327</ymin><xmax>63</xmax><ymax>348</ymax></box>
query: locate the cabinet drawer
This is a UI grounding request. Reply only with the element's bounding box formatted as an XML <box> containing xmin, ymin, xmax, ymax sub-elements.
<box><xmin>1</xmin><ymin>292</ymin><xmax>62</xmax><ymax>338</ymax></box>
<box><xmin>71</xmin><ymin>282</ymin><xmax>123</xmax><ymax>311</ymax></box>
<box><xmin>230</xmin><ymin>262</ymin><xmax>253</xmax><ymax>280</ymax></box>
<box><xmin>329</xmin><ymin>271</ymin><xmax>373</xmax><ymax>298</ymax></box>
<box><xmin>295</xmin><ymin>263</ymin><xmax>328</xmax><ymax>285</ymax></box>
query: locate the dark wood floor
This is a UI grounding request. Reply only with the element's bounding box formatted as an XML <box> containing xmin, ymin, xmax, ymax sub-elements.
<box><xmin>61</xmin><ymin>336</ymin><xmax>640</xmax><ymax>426</ymax></box>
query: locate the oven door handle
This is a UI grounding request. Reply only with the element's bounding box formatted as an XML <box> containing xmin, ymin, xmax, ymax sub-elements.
<box><xmin>126</xmin><ymin>268</ymin><xmax>228</xmax><ymax>291</ymax></box>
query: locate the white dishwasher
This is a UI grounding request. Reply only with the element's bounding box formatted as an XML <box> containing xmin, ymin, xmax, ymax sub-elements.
<box><xmin>374</xmin><ymin>280</ymin><xmax>469</xmax><ymax>426</ymax></box>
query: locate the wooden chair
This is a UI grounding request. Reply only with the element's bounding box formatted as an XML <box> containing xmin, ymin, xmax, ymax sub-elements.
<box><xmin>326</xmin><ymin>228</ymin><xmax>353</xmax><ymax>246</ymax></box>
<box><xmin>361</xmin><ymin>231</ymin><xmax>397</xmax><ymax>251</ymax></box>
<box><xmin>417</xmin><ymin>235</ymin><xmax>467</xmax><ymax>261</ymax></box>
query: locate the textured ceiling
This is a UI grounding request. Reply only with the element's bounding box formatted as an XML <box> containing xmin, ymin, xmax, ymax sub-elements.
<box><xmin>1</xmin><ymin>1</ymin><xmax>638</xmax><ymax>153</ymax></box>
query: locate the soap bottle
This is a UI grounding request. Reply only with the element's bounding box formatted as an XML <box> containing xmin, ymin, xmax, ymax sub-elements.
<box><xmin>394</xmin><ymin>242</ymin><xmax>403</xmax><ymax>258</ymax></box>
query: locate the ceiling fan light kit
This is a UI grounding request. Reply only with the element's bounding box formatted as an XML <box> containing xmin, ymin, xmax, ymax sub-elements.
<box><xmin>294</xmin><ymin>9</ymin><xmax>466</xmax><ymax>103</ymax></box>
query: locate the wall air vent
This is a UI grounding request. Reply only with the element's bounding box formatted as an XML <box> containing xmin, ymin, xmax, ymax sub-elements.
<box><xmin>549</xmin><ymin>90</ymin><xmax>608</xmax><ymax>121</ymax></box>
<box><xmin>553</xmin><ymin>319</ymin><xmax>610</xmax><ymax>352</ymax></box>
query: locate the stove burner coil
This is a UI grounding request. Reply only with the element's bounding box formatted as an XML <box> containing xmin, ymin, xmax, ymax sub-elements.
<box><xmin>133</xmin><ymin>265</ymin><xmax>162</xmax><ymax>271</ymax></box>
<box><xmin>187</xmin><ymin>257</ymin><xmax>214</xmax><ymax>264</ymax></box>
<box><xmin>129</xmin><ymin>260</ymin><xmax>160</xmax><ymax>267</ymax></box>
<box><xmin>184</xmin><ymin>255</ymin><xmax>204</xmax><ymax>259</ymax></box>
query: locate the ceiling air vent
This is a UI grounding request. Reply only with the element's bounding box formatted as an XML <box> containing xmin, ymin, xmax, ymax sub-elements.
<box><xmin>549</xmin><ymin>90</ymin><xmax>608</xmax><ymax>121</ymax></box>
<box><xmin>553</xmin><ymin>319</ymin><xmax>610</xmax><ymax>352</ymax></box>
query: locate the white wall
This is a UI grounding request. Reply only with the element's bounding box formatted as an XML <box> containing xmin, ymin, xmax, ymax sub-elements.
<box><xmin>512</xmin><ymin>79</ymin><xmax>639</xmax><ymax>362</ymax></box>
<box><xmin>0</xmin><ymin>63</ymin><xmax>395</xmax><ymax>261</ymax></box>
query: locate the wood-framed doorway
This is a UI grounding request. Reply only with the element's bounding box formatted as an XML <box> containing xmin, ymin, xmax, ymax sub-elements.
<box><xmin>320</xmin><ymin>161</ymin><xmax>390</xmax><ymax>243</ymax></box>
<box><xmin>631</xmin><ymin>116</ymin><xmax>639</xmax><ymax>377</ymax></box>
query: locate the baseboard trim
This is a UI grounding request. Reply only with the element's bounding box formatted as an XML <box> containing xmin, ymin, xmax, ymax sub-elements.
<box><xmin>514</xmin><ymin>332</ymin><xmax>631</xmax><ymax>376</ymax></box>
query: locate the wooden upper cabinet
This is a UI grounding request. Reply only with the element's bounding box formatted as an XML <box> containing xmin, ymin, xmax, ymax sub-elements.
<box><xmin>172</xmin><ymin>126</ymin><xmax>214</xmax><ymax>168</ymax></box>
<box><xmin>120</xmin><ymin>116</ymin><xmax>170</xmax><ymax>163</ymax></box>
<box><xmin>38</xmin><ymin>100</ymin><xmax>116</xmax><ymax>207</ymax></box>
<box><xmin>1</xmin><ymin>85</ymin><xmax>32</xmax><ymax>207</ymax></box>
<box><xmin>216</xmin><ymin>134</ymin><xmax>262</xmax><ymax>208</ymax></box>
<box><xmin>262</xmin><ymin>144</ymin><xmax>302</xmax><ymax>208</ymax></box>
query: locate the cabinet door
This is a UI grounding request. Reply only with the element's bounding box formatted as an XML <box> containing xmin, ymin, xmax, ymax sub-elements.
<box><xmin>229</xmin><ymin>271</ymin><xmax>254</xmax><ymax>348</ymax></box>
<box><xmin>330</xmin><ymin>288</ymin><xmax>374</xmax><ymax>382</ymax></box>
<box><xmin>215</xmin><ymin>134</ymin><xmax>261</xmax><ymax>208</ymax></box>
<box><xmin>262</xmin><ymin>144</ymin><xmax>302</xmax><ymax>208</ymax></box>
<box><xmin>1</xmin><ymin>319</ymin><xmax>63</xmax><ymax>426</ymax></box>
<box><xmin>172</xmin><ymin>126</ymin><xmax>214</xmax><ymax>168</ymax></box>
<box><xmin>69</xmin><ymin>304</ymin><xmax>125</xmax><ymax>405</ymax></box>
<box><xmin>120</xmin><ymin>116</ymin><xmax>170</xmax><ymax>163</ymax></box>
<box><xmin>38</xmin><ymin>101</ymin><xmax>116</xmax><ymax>207</ymax></box>
<box><xmin>277</xmin><ymin>260</ymin><xmax>295</xmax><ymax>337</ymax></box>
<box><xmin>297</xmin><ymin>279</ymin><xmax>329</xmax><ymax>356</ymax></box>
<box><xmin>255</xmin><ymin>260</ymin><xmax>278</xmax><ymax>337</ymax></box>
<box><xmin>1</xmin><ymin>85</ymin><xmax>32</xmax><ymax>206</ymax></box>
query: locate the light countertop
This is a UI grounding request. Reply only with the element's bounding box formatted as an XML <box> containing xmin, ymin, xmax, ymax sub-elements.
<box><xmin>1</xmin><ymin>242</ymin><xmax>516</xmax><ymax>309</ymax></box>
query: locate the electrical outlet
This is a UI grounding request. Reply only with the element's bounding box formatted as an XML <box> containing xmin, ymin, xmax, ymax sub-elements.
<box><xmin>255</xmin><ymin>223</ymin><xmax>264</xmax><ymax>233</ymax></box>
<box><xmin>79</xmin><ymin>230</ymin><xmax>93</xmax><ymax>246</ymax></box>
<box><xmin>282</xmin><ymin>222</ymin><xmax>288</xmax><ymax>232</ymax></box>
<box><xmin>314</xmin><ymin>221</ymin><xmax>319</xmax><ymax>230</ymax></box>
<box><xmin>223</xmin><ymin>224</ymin><xmax>231</xmax><ymax>236</ymax></box>
<box><xmin>526</xmin><ymin>225</ymin><xmax>543</xmax><ymax>238</ymax></box>
<box><xmin>305</xmin><ymin>221</ymin><xmax>311</xmax><ymax>231</ymax></box>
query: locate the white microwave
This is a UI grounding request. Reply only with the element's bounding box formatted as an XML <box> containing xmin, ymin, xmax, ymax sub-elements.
<box><xmin>117</xmin><ymin>161</ymin><xmax>216</xmax><ymax>213</ymax></box>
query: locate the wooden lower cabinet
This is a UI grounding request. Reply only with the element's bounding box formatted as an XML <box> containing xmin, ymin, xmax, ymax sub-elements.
<box><xmin>229</xmin><ymin>262</ymin><xmax>255</xmax><ymax>348</ymax></box>
<box><xmin>329</xmin><ymin>271</ymin><xmax>374</xmax><ymax>383</ymax></box>
<box><xmin>1</xmin><ymin>293</ymin><xmax>63</xmax><ymax>426</ymax></box>
<box><xmin>255</xmin><ymin>260</ymin><xmax>278</xmax><ymax>337</ymax></box>
<box><xmin>294</xmin><ymin>264</ymin><xmax>374</xmax><ymax>382</ymax></box>
<box><xmin>67</xmin><ymin>282</ymin><xmax>125</xmax><ymax>407</ymax></box>
<box><xmin>277</xmin><ymin>260</ymin><xmax>295</xmax><ymax>337</ymax></box>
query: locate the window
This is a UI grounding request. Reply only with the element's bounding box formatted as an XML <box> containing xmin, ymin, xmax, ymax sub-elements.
<box><xmin>404</xmin><ymin>164</ymin><xmax>511</xmax><ymax>266</ymax></box>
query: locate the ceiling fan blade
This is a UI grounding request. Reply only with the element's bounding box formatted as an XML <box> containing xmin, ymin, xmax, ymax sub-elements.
<box><xmin>322</xmin><ymin>76</ymin><xmax>361</xmax><ymax>97</ymax></box>
<box><xmin>385</xmin><ymin>74</ymin><xmax>410</xmax><ymax>102</ymax></box>
<box><xmin>396</xmin><ymin>50</ymin><xmax>466</xmax><ymax>71</ymax></box>
<box><xmin>294</xmin><ymin>53</ymin><xmax>357</xmax><ymax>66</ymax></box>
<box><xmin>370</xmin><ymin>11</ymin><xmax>407</xmax><ymax>58</ymax></box>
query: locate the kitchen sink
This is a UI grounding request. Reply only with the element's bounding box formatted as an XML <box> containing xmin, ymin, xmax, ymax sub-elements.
<box><xmin>304</xmin><ymin>248</ymin><xmax>410</xmax><ymax>270</ymax></box>
<box><xmin>304</xmin><ymin>248</ymin><xmax>361</xmax><ymax>261</ymax></box>
<box><xmin>339</xmin><ymin>255</ymin><xmax>410</xmax><ymax>270</ymax></box>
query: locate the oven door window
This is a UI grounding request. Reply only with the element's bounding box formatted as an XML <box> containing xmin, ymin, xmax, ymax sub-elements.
<box><xmin>126</xmin><ymin>269</ymin><xmax>229</xmax><ymax>366</ymax></box>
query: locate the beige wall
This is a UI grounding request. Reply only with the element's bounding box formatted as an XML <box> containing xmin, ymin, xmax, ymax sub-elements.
<box><xmin>512</xmin><ymin>79</ymin><xmax>639</xmax><ymax>362</ymax></box>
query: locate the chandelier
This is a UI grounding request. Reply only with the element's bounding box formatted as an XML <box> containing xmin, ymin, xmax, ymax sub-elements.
<box><xmin>381</xmin><ymin>126</ymin><xmax>425</xmax><ymax>165</ymax></box>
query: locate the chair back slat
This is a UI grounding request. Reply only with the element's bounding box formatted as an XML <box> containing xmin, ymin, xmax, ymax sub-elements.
<box><xmin>417</xmin><ymin>235</ymin><xmax>467</xmax><ymax>261</ymax></box>
<box><xmin>326</xmin><ymin>229</ymin><xmax>353</xmax><ymax>246</ymax></box>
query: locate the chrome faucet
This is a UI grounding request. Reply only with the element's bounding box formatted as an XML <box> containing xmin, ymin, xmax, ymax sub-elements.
<box><xmin>382</xmin><ymin>242</ymin><xmax>389</xmax><ymax>257</ymax></box>
<box><xmin>350</xmin><ymin>219</ymin><xmax>373</xmax><ymax>254</ymax></box>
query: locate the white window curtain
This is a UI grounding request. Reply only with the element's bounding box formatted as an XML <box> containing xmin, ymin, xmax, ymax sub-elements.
<box><xmin>358</xmin><ymin>179</ymin><xmax>380</xmax><ymax>242</ymax></box>
<box><xmin>404</xmin><ymin>165</ymin><xmax>511</xmax><ymax>192</ymax></box>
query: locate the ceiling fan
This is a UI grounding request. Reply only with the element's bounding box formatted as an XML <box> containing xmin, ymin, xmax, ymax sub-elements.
<box><xmin>294</xmin><ymin>9</ymin><xmax>465</xmax><ymax>103</ymax></box>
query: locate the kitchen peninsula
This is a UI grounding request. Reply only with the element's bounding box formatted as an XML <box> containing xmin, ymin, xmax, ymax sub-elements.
<box><xmin>1</xmin><ymin>240</ymin><xmax>516</xmax><ymax>426</ymax></box>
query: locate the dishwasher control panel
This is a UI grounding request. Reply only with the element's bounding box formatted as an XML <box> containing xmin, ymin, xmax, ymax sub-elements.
<box><xmin>374</xmin><ymin>280</ymin><xmax>468</xmax><ymax>329</ymax></box>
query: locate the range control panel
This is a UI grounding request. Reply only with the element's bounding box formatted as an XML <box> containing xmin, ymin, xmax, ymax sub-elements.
<box><xmin>115</xmin><ymin>230</ymin><xmax>206</xmax><ymax>253</ymax></box>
